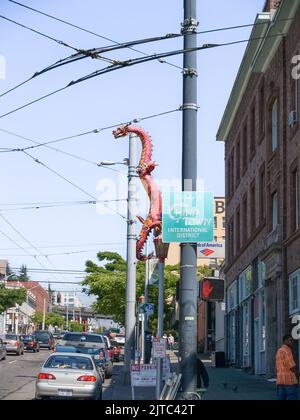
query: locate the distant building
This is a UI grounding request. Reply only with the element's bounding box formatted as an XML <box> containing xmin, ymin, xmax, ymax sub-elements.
<box><xmin>4</xmin><ymin>281</ymin><xmax>49</xmax><ymax>334</ymax></box>
<box><xmin>52</xmin><ymin>291</ymin><xmax>83</xmax><ymax>308</ymax></box>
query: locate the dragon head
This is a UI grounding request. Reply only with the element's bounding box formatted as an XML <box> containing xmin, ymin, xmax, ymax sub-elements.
<box><xmin>113</xmin><ymin>125</ymin><xmax>130</xmax><ymax>139</ymax></box>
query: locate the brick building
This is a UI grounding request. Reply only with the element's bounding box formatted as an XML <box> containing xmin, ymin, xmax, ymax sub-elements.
<box><xmin>217</xmin><ymin>0</ymin><xmax>300</xmax><ymax>376</ymax></box>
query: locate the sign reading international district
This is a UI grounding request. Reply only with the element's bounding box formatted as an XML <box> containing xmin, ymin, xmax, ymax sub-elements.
<box><xmin>162</xmin><ymin>192</ymin><xmax>214</xmax><ymax>243</ymax></box>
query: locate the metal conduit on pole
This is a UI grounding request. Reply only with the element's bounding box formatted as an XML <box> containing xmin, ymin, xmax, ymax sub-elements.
<box><xmin>179</xmin><ymin>0</ymin><xmax>199</xmax><ymax>394</ymax></box>
<box><xmin>123</xmin><ymin>133</ymin><xmax>138</xmax><ymax>384</ymax></box>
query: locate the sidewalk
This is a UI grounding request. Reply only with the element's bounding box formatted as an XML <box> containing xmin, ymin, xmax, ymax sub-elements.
<box><xmin>104</xmin><ymin>351</ymin><xmax>283</xmax><ymax>400</ymax></box>
<box><xmin>103</xmin><ymin>351</ymin><xmax>179</xmax><ymax>401</ymax></box>
<box><xmin>202</xmin><ymin>361</ymin><xmax>277</xmax><ymax>400</ymax></box>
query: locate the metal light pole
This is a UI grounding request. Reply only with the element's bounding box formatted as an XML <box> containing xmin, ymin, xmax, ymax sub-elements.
<box><xmin>98</xmin><ymin>144</ymin><xmax>138</xmax><ymax>383</ymax></box>
<box><xmin>180</xmin><ymin>0</ymin><xmax>199</xmax><ymax>393</ymax></box>
<box><xmin>124</xmin><ymin>133</ymin><xmax>138</xmax><ymax>383</ymax></box>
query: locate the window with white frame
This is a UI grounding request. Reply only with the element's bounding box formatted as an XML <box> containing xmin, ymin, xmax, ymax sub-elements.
<box><xmin>289</xmin><ymin>270</ymin><xmax>300</xmax><ymax>315</ymax></box>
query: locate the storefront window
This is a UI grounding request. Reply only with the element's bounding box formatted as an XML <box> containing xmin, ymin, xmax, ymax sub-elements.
<box><xmin>289</xmin><ymin>270</ymin><xmax>300</xmax><ymax>315</ymax></box>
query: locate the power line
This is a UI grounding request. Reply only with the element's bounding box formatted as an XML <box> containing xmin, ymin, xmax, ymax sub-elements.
<box><xmin>0</xmin><ymin>33</ymin><xmax>286</xmax><ymax>121</ymax></box>
<box><xmin>0</xmin><ymin>14</ymin><xmax>79</xmax><ymax>51</ymax></box>
<box><xmin>1</xmin><ymin>17</ymin><xmax>292</xmax><ymax>101</ymax></box>
<box><xmin>8</xmin><ymin>0</ymin><xmax>182</xmax><ymax>71</ymax></box>
<box><xmin>21</xmin><ymin>150</ymin><xmax>127</xmax><ymax>221</ymax></box>
<box><xmin>0</xmin><ymin>127</ymin><xmax>128</xmax><ymax>174</ymax></box>
<box><xmin>0</xmin><ymin>199</ymin><xmax>127</xmax><ymax>212</ymax></box>
<box><xmin>0</xmin><ymin>107</ymin><xmax>180</xmax><ymax>152</ymax></box>
<box><xmin>0</xmin><ymin>212</ymin><xmax>65</xmax><ymax>282</ymax></box>
<box><xmin>0</xmin><ymin>241</ymin><xmax>125</xmax><ymax>251</ymax></box>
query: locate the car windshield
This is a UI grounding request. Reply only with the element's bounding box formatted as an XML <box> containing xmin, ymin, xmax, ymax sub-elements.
<box><xmin>5</xmin><ymin>334</ymin><xmax>17</xmax><ymax>340</ymax></box>
<box><xmin>63</xmin><ymin>334</ymin><xmax>103</xmax><ymax>343</ymax></box>
<box><xmin>44</xmin><ymin>355</ymin><xmax>93</xmax><ymax>371</ymax></box>
<box><xmin>35</xmin><ymin>333</ymin><xmax>50</xmax><ymax>340</ymax></box>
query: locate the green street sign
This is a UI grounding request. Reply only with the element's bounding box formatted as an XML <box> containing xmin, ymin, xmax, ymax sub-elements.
<box><xmin>162</xmin><ymin>192</ymin><xmax>214</xmax><ymax>243</ymax></box>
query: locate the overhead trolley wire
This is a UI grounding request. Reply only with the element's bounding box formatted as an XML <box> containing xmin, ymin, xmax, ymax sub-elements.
<box><xmin>21</xmin><ymin>150</ymin><xmax>127</xmax><ymax>221</ymax></box>
<box><xmin>0</xmin><ymin>107</ymin><xmax>180</xmax><ymax>154</ymax></box>
<box><xmin>8</xmin><ymin>0</ymin><xmax>183</xmax><ymax>70</ymax></box>
<box><xmin>0</xmin><ymin>32</ymin><xmax>287</xmax><ymax>121</ymax></box>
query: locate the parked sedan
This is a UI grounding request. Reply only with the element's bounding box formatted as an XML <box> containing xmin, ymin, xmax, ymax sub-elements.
<box><xmin>0</xmin><ymin>338</ymin><xmax>7</xmax><ymax>361</ymax></box>
<box><xmin>35</xmin><ymin>353</ymin><xmax>103</xmax><ymax>400</ymax></box>
<box><xmin>20</xmin><ymin>335</ymin><xmax>40</xmax><ymax>353</ymax></box>
<box><xmin>2</xmin><ymin>334</ymin><xmax>24</xmax><ymax>356</ymax></box>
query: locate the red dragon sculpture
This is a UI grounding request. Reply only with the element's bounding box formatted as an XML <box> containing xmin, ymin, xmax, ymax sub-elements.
<box><xmin>113</xmin><ymin>124</ymin><xmax>166</xmax><ymax>262</ymax></box>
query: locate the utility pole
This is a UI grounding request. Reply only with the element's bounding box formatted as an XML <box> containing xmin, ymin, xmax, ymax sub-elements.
<box><xmin>124</xmin><ymin>133</ymin><xmax>138</xmax><ymax>384</ymax></box>
<box><xmin>155</xmin><ymin>259</ymin><xmax>165</xmax><ymax>400</ymax></box>
<box><xmin>180</xmin><ymin>0</ymin><xmax>199</xmax><ymax>393</ymax></box>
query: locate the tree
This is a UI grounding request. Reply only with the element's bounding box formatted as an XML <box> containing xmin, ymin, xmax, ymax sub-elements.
<box><xmin>18</xmin><ymin>265</ymin><xmax>30</xmax><ymax>282</ymax></box>
<box><xmin>83</xmin><ymin>252</ymin><xmax>180</xmax><ymax>331</ymax></box>
<box><xmin>31</xmin><ymin>312</ymin><xmax>43</xmax><ymax>328</ymax></box>
<box><xmin>0</xmin><ymin>284</ymin><xmax>26</xmax><ymax>314</ymax></box>
<box><xmin>31</xmin><ymin>312</ymin><xmax>65</xmax><ymax>329</ymax></box>
<box><xmin>6</xmin><ymin>263</ymin><xmax>17</xmax><ymax>280</ymax></box>
<box><xmin>69</xmin><ymin>321</ymin><xmax>84</xmax><ymax>332</ymax></box>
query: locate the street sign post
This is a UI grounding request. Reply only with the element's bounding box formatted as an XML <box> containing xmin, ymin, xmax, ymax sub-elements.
<box><xmin>162</xmin><ymin>192</ymin><xmax>214</xmax><ymax>243</ymax></box>
<box><xmin>153</xmin><ymin>337</ymin><xmax>167</xmax><ymax>358</ymax></box>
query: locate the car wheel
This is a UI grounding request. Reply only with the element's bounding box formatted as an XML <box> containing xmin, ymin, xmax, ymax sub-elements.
<box><xmin>37</xmin><ymin>348</ymin><xmax>40</xmax><ymax>353</ymax></box>
<box><xmin>16</xmin><ymin>351</ymin><xmax>20</xmax><ymax>356</ymax></box>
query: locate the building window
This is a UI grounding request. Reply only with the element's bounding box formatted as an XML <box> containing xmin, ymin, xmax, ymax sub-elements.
<box><xmin>250</xmin><ymin>102</ymin><xmax>256</xmax><ymax>157</ymax></box>
<box><xmin>271</xmin><ymin>99</ymin><xmax>278</xmax><ymax>152</ymax></box>
<box><xmin>290</xmin><ymin>59</ymin><xmax>299</xmax><ymax>125</ymax></box>
<box><xmin>272</xmin><ymin>191</ymin><xmax>279</xmax><ymax>231</ymax></box>
<box><xmin>289</xmin><ymin>270</ymin><xmax>300</xmax><ymax>315</ymax></box>
<box><xmin>291</xmin><ymin>169</ymin><xmax>299</xmax><ymax>232</ymax></box>
<box><xmin>243</xmin><ymin>193</ymin><xmax>248</xmax><ymax>245</ymax></box>
<box><xmin>259</xmin><ymin>82</ymin><xmax>265</xmax><ymax>138</ymax></box>
<box><xmin>259</xmin><ymin>167</ymin><xmax>266</xmax><ymax>223</ymax></box>
<box><xmin>250</xmin><ymin>181</ymin><xmax>256</xmax><ymax>233</ymax></box>
<box><xmin>236</xmin><ymin>137</ymin><xmax>241</xmax><ymax>184</ymax></box>
<box><xmin>243</xmin><ymin>122</ymin><xmax>248</xmax><ymax>173</ymax></box>
<box><xmin>236</xmin><ymin>207</ymin><xmax>241</xmax><ymax>254</ymax></box>
<box><xmin>228</xmin><ymin>219</ymin><xmax>234</xmax><ymax>261</ymax></box>
<box><xmin>227</xmin><ymin>152</ymin><xmax>234</xmax><ymax>197</ymax></box>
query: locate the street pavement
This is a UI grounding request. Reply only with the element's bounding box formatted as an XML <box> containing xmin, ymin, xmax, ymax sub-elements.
<box><xmin>0</xmin><ymin>349</ymin><xmax>51</xmax><ymax>400</ymax></box>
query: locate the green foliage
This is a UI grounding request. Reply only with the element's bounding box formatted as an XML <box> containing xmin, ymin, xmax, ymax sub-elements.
<box><xmin>69</xmin><ymin>321</ymin><xmax>84</xmax><ymax>332</ymax></box>
<box><xmin>83</xmin><ymin>252</ymin><xmax>213</xmax><ymax>334</ymax></box>
<box><xmin>0</xmin><ymin>284</ymin><xmax>27</xmax><ymax>314</ymax></box>
<box><xmin>83</xmin><ymin>252</ymin><xmax>179</xmax><ymax>330</ymax></box>
<box><xmin>31</xmin><ymin>312</ymin><xmax>43</xmax><ymax>327</ymax></box>
<box><xmin>31</xmin><ymin>312</ymin><xmax>65</xmax><ymax>329</ymax></box>
<box><xmin>18</xmin><ymin>265</ymin><xmax>30</xmax><ymax>282</ymax></box>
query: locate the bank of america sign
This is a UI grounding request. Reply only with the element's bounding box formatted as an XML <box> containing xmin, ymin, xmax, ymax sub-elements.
<box><xmin>197</xmin><ymin>241</ymin><xmax>225</xmax><ymax>259</ymax></box>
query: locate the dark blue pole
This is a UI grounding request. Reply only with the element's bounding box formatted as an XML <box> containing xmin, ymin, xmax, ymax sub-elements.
<box><xmin>180</xmin><ymin>0</ymin><xmax>198</xmax><ymax>393</ymax></box>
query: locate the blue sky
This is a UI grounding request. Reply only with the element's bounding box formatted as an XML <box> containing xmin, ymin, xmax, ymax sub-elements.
<box><xmin>0</xmin><ymin>0</ymin><xmax>265</xmax><ymax>304</ymax></box>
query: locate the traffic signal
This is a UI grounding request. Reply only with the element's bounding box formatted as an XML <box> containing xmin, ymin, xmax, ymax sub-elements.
<box><xmin>200</xmin><ymin>277</ymin><xmax>224</xmax><ymax>302</ymax></box>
